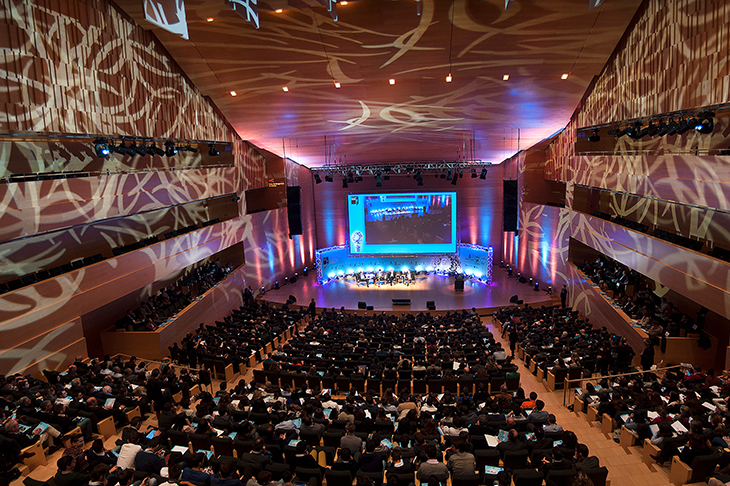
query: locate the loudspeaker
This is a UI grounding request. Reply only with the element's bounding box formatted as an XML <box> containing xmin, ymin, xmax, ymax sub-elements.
<box><xmin>290</xmin><ymin>275</ymin><xmax>298</xmax><ymax>284</ymax></box>
<box><xmin>519</xmin><ymin>276</ymin><xmax>527</xmax><ymax>283</ymax></box>
<box><xmin>517</xmin><ymin>299</ymin><xmax>524</xmax><ymax>305</ymax></box>
<box><xmin>509</xmin><ymin>294</ymin><xmax>519</xmax><ymax>303</ymax></box>
<box><xmin>503</xmin><ymin>180</ymin><xmax>518</xmax><ymax>232</ymax></box>
<box><xmin>426</xmin><ymin>301</ymin><xmax>436</xmax><ymax>310</ymax></box>
<box><xmin>286</xmin><ymin>186</ymin><xmax>302</xmax><ymax>235</ymax></box>
<box><xmin>455</xmin><ymin>276</ymin><xmax>464</xmax><ymax>291</ymax></box>
<box><xmin>392</xmin><ymin>298</ymin><xmax>411</xmax><ymax>305</ymax></box>
<box><xmin>358</xmin><ymin>301</ymin><xmax>367</xmax><ymax>309</ymax></box>
<box><xmin>366</xmin><ymin>305</ymin><xmax>374</xmax><ymax>311</ymax></box>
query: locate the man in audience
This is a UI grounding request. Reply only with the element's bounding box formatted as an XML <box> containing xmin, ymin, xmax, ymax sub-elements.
<box><xmin>54</xmin><ymin>456</ymin><xmax>90</xmax><ymax>486</ymax></box>
<box><xmin>497</xmin><ymin>429</ymin><xmax>525</xmax><ymax>458</ymax></box>
<box><xmin>574</xmin><ymin>444</ymin><xmax>600</xmax><ymax>471</ymax></box>
<box><xmin>341</xmin><ymin>423</ymin><xmax>363</xmax><ymax>453</ymax></box>
<box><xmin>417</xmin><ymin>445</ymin><xmax>448</xmax><ymax>483</ymax></box>
<box><xmin>446</xmin><ymin>439</ymin><xmax>475</xmax><ymax>476</ymax></box>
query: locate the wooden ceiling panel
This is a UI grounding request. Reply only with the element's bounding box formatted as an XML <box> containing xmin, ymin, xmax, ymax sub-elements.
<box><xmin>113</xmin><ymin>0</ymin><xmax>643</xmax><ymax>166</ymax></box>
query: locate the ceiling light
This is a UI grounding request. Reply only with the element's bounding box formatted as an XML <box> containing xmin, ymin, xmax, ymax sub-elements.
<box><xmin>334</xmin><ymin>82</ymin><xmax>341</xmax><ymax>88</ymax></box>
<box><xmin>93</xmin><ymin>139</ymin><xmax>110</xmax><ymax>158</ymax></box>
<box><xmin>112</xmin><ymin>141</ymin><xmax>127</xmax><ymax>154</ymax></box>
<box><xmin>229</xmin><ymin>91</ymin><xmax>237</xmax><ymax>96</ymax></box>
<box><xmin>389</xmin><ymin>79</ymin><xmax>395</xmax><ymax>85</ymax></box>
<box><xmin>446</xmin><ymin>74</ymin><xmax>452</xmax><ymax>83</ymax></box>
<box><xmin>340</xmin><ymin>1</ymin><xmax>347</xmax><ymax>4</ymax></box>
<box><xmin>561</xmin><ymin>73</ymin><xmax>569</xmax><ymax>79</ymax></box>
<box><xmin>503</xmin><ymin>74</ymin><xmax>509</xmax><ymax>81</ymax></box>
<box><xmin>675</xmin><ymin>118</ymin><xmax>692</xmax><ymax>135</ymax></box>
<box><xmin>275</xmin><ymin>9</ymin><xmax>283</xmax><ymax>13</ymax></box>
<box><xmin>694</xmin><ymin>113</ymin><xmax>714</xmax><ymax>134</ymax></box>
<box><xmin>126</xmin><ymin>141</ymin><xmax>137</xmax><ymax>157</ymax></box>
<box><xmin>136</xmin><ymin>140</ymin><xmax>148</xmax><ymax>156</ymax></box>
<box><xmin>208</xmin><ymin>144</ymin><xmax>219</xmax><ymax>156</ymax></box>
<box><xmin>165</xmin><ymin>141</ymin><xmax>177</xmax><ymax>157</ymax></box>
<box><xmin>282</xmin><ymin>86</ymin><xmax>289</xmax><ymax>92</ymax></box>
<box><xmin>206</xmin><ymin>17</ymin><xmax>214</xmax><ymax>22</ymax></box>
<box><xmin>655</xmin><ymin>121</ymin><xmax>669</xmax><ymax>136</ymax></box>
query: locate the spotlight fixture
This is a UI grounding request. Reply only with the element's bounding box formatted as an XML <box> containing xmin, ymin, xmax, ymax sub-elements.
<box><xmin>186</xmin><ymin>143</ymin><xmax>198</xmax><ymax>154</ymax></box>
<box><xmin>334</xmin><ymin>81</ymin><xmax>341</xmax><ymax>89</ymax></box>
<box><xmin>587</xmin><ymin>129</ymin><xmax>600</xmax><ymax>142</ymax></box>
<box><xmin>471</xmin><ymin>169</ymin><xmax>477</xmax><ymax>178</ymax></box>
<box><xmin>665</xmin><ymin>119</ymin><xmax>680</xmax><ymax>136</ymax></box>
<box><xmin>446</xmin><ymin>74</ymin><xmax>452</xmax><ymax>83</ymax></box>
<box><xmin>275</xmin><ymin>8</ymin><xmax>283</xmax><ymax>13</ymax></box>
<box><xmin>503</xmin><ymin>74</ymin><xmax>509</xmax><ymax>80</ymax></box>
<box><xmin>342</xmin><ymin>177</ymin><xmax>348</xmax><ymax>188</ymax></box>
<box><xmin>324</xmin><ymin>174</ymin><xmax>333</xmax><ymax>183</ymax></box>
<box><xmin>282</xmin><ymin>86</ymin><xmax>289</xmax><ymax>92</ymax></box>
<box><xmin>148</xmin><ymin>142</ymin><xmax>162</xmax><ymax>156</ymax></box>
<box><xmin>389</xmin><ymin>79</ymin><xmax>395</xmax><ymax>85</ymax></box>
<box><xmin>206</xmin><ymin>17</ymin><xmax>214</xmax><ymax>22</ymax></box>
<box><xmin>450</xmin><ymin>173</ymin><xmax>458</xmax><ymax>185</ymax></box>
<box><xmin>126</xmin><ymin>141</ymin><xmax>138</xmax><ymax>157</ymax></box>
<box><xmin>136</xmin><ymin>140</ymin><xmax>148</xmax><ymax>156</ymax></box>
<box><xmin>112</xmin><ymin>140</ymin><xmax>127</xmax><ymax>154</ymax></box>
<box><xmin>93</xmin><ymin>138</ymin><xmax>110</xmax><ymax>158</ymax></box>
<box><xmin>561</xmin><ymin>73</ymin><xmax>569</xmax><ymax>79</ymax></box>
<box><xmin>479</xmin><ymin>168</ymin><xmax>487</xmax><ymax>179</ymax></box>
<box><xmin>347</xmin><ymin>172</ymin><xmax>354</xmax><ymax>183</ymax></box>
<box><xmin>230</xmin><ymin>91</ymin><xmax>237</xmax><ymax>96</ymax></box>
<box><xmin>446</xmin><ymin>169</ymin><xmax>452</xmax><ymax>180</ymax></box>
<box><xmin>694</xmin><ymin>112</ymin><xmax>714</xmax><ymax>134</ymax></box>
<box><xmin>165</xmin><ymin>141</ymin><xmax>177</xmax><ymax>156</ymax></box>
<box><xmin>655</xmin><ymin>121</ymin><xmax>670</xmax><ymax>136</ymax></box>
<box><xmin>208</xmin><ymin>144</ymin><xmax>219</xmax><ymax>156</ymax></box>
<box><xmin>314</xmin><ymin>173</ymin><xmax>322</xmax><ymax>184</ymax></box>
<box><xmin>375</xmin><ymin>172</ymin><xmax>383</xmax><ymax>187</ymax></box>
<box><xmin>627</xmin><ymin>121</ymin><xmax>644</xmax><ymax>139</ymax></box>
<box><xmin>675</xmin><ymin>118</ymin><xmax>692</xmax><ymax>135</ymax></box>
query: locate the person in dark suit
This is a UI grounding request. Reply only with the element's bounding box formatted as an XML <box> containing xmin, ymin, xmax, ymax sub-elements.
<box><xmin>539</xmin><ymin>447</ymin><xmax>572</xmax><ymax>474</ymax></box>
<box><xmin>640</xmin><ymin>339</ymin><xmax>655</xmax><ymax>371</ymax></box>
<box><xmin>290</xmin><ymin>441</ymin><xmax>323</xmax><ymax>472</ymax></box>
<box><xmin>573</xmin><ymin>444</ymin><xmax>599</xmax><ymax>471</ymax></box>
<box><xmin>239</xmin><ymin>438</ymin><xmax>273</xmax><ymax>476</ymax></box>
<box><xmin>497</xmin><ymin>429</ymin><xmax>525</xmax><ymax>459</ymax></box>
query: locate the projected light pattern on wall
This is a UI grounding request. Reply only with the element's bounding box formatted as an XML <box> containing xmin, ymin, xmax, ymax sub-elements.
<box><xmin>315</xmin><ymin>243</ymin><xmax>492</xmax><ymax>284</ymax></box>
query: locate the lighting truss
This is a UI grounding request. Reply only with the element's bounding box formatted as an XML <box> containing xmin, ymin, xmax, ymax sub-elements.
<box><xmin>312</xmin><ymin>160</ymin><xmax>493</xmax><ymax>178</ymax></box>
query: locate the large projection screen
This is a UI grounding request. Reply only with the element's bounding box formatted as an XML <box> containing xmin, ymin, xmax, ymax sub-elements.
<box><xmin>346</xmin><ymin>192</ymin><xmax>457</xmax><ymax>255</ymax></box>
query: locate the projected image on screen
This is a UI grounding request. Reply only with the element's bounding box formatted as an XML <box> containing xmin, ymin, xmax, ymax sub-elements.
<box><xmin>347</xmin><ymin>192</ymin><xmax>457</xmax><ymax>255</ymax></box>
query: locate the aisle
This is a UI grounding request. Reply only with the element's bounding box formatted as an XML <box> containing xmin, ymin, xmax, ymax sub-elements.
<box><xmin>485</xmin><ymin>316</ymin><xmax>673</xmax><ymax>486</ymax></box>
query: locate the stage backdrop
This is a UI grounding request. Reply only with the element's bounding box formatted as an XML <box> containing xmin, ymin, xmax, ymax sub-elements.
<box><xmin>312</xmin><ymin>168</ymin><xmax>504</xmax><ymax>260</ymax></box>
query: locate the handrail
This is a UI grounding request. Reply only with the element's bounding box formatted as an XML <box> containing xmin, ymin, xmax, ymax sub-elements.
<box><xmin>561</xmin><ymin>364</ymin><xmax>687</xmax><ymax>406</ymax></box>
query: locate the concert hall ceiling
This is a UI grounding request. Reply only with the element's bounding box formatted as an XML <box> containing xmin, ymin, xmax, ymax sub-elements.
<box><xmin>114</xmin><ymin>0</ymin><xmax>642</xmax><ymax>167</ymax></box>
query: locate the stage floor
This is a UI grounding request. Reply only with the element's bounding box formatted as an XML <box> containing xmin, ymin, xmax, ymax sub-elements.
<box><xmin>262</xmin><ymin>268</ymin><xmax>558</xmax><ymax>313</ymax></box>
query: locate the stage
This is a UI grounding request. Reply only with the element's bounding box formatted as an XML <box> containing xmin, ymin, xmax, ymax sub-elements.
<box><xmin>261</xmin><ymin>267</ymin><xmax>558</xmax><ymax>313</ymax></box>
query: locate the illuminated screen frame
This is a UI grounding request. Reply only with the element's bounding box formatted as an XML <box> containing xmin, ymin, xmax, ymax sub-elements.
<box><xmin>346</xmin><ymin>191</ymin><xmax>458</xmax><ymax>256</ymax></box>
